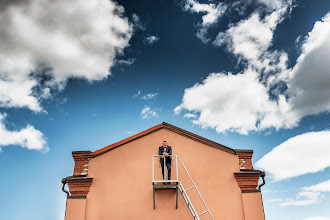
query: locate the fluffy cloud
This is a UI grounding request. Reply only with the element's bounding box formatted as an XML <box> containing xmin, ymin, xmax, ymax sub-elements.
<box><xmin>182</xmin><ymin>0</ymin><xmax>290</xmax><ymax>43</ymax></box>
<box><xmin>176</xmin><ymin>9</ymin><xmax>330</xmax><ymax>135</ymax></box>
<box><xmin>213</xmin><ymin>4</ymin><xmax>290</xmax><ymax>82</ymax></box>
<box><xmin>286</xmin><ymin>13</ymin><xmax>330</xmax><ymax>118</ymax></box>
<box><xmin>144</xmin><ymin>35</ymin><xmax>160</xmax><ymax>45</ymax></box>
<box><xmin>183</xmin><ymin>0</ymin><xmax>227</xmax><ymax>43</ymax></box>
<box><xmin>176</xmin><ymin>0</ymin><xmax>292</xmax><ymax>133</ymax></box>
<box><xmin>302</xmin><ymin>179</ymin><xmax>330</xmax><ymax>193</ymax></box>
<box><xmin>279</xmin><ymin>191</ymin><xmax>322</xmax><ymax>206</ymax></box>
<box><xmin>214</xmin><ymin>8</ymin><xmax>286</xmax><ymax>64</ymax></box>
<box><xmin>0</xmin><ymin>0</ymin><xmax>132</xmax><ymax>112</ymax></box>
<box><xmin>257</xmin><ymin>0</ymin><xmax>289</xmax><ymax>10</ymax></box>
<box><xmin>0</xmin><ymin>78</ymin><xmax>43</xmax><ymax>112</ymax></box>
<box><xmin>278</xmin><ymin>179</ymin><xmax>330</xmax><ymax>207</ymax></box>
<box><xmin>140</xmin><ymin>106</ymin><xmax>158</xmax><ymax>119</ymax></box>
<box><xmin>0</xmin><ymin>113</ymin><xmax>48</xmax><ymax>151</ymax></box>
<box><xmin>255</xmin><ymin>131</ymin><xmax>330</xmax><ymax>181</ymax></box>
<box><xmin>175</xmin><ymin>69</ymin><xmax>296</xmax><ymax>134</ymax></box>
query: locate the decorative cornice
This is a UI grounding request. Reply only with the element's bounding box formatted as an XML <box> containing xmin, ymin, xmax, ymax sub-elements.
<box><xmin>235</xmin><ymin>150</ymin><xmax>254</xmax><ymax>170</ymax></box>
<box><xmin>72</xmin><ymin>152</ymin><xmax>93</xmax><ymax>176</ymax></box>
<box><xmin>66</xmin><ymin>176</ymin><xmax>93</xmax><ymax>197</ymax></box>
<box><xmin>242</xmin><ymin>189</ymin><xmax>261</xmax><ymax>193</ymax></box>
<box><xmin>234</xmin><ymin>171</ymin><xmax>261</xmax><ymax>176</ymax></box>
<box><xmin>66</xmin><ymin>177</ymin><xmax>93</xmax><ymax>182</ymax></box>
<box><xmin>234</xmin><ymin>170</ymin><xmax>261</xmax><ymax>191</ymax></box>
<box><xmin>67</xmin><ymin>196</ymin><xmax>87</xmax><ymax>199</ymax></box>
<box><xmin>235</xmin><ymin>149</ymin><xmax>253</xmax><ymax>153</ymax></box>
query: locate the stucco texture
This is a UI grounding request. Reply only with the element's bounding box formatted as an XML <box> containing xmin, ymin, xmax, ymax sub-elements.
<box><xmin>242</xmin><ymin>192</ymin><xmax>265</xmax><ymax>220</ymax></box>
<box><xmin>65</xmin><ymin>198</ymin><xmax>86</xmax><ymax>220</ymax></box>
<box><xmin>85</xmin><ymin>128</ymin><xmax>246</xmax><ymax>220</ymax></box>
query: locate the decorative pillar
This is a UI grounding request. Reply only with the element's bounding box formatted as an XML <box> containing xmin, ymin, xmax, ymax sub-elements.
<box><xmin>72</xmin><ymin>151</ymin><xmax>93</xmax><ymax>176</ymax></box>
<box><xmin>234</xmin><ymin>171</ymin><xmax>260</xmax><ymax>192</ymax></box>
<box><xmin>235</xmin><ymin>149</ymin><xmax>253</xmax><ymax>170</ymax></box>
<box><xmin>63</xmin><ymin>176</ymin><xmax>93</xmax><ymax>220</ymax></box>
<box><xmin>234</xmin><ymin>149</ymin><xmax>266</xmax><ymax>220</ymax></box>
<box><xmin>63</xmin><ymin>150</ymin><xmax>94</xmax><ymax>220</ymax></box>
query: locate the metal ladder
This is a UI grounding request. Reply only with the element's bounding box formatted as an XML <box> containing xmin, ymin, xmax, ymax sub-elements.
<box><xmin>152</xmin><ymin>155</ymin><xmax>214</xmax><ymax>220</ymax></box>
<box><xmin>176</xmin><ymin>156</ymin><xmax>214</xmax><ymax>220</ymax></box>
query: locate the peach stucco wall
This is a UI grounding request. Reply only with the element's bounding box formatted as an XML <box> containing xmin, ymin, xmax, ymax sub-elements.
<box><xmin>242</xmin><ymin>192</ymin><xmax>265</xmax><ymax>220</ymax></box>
<box><xmin>85</xmin><ymin>128</ymin><xmax>246</xmax><ymax>220</ymax></box>
<box><xmin>65</xmin><ymin>198</ymin><xmax>86</xmax><ymax>220</ymax></box>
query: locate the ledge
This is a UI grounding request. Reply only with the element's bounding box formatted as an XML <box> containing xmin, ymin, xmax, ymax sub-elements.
<box><xmin>240</xmin><ymin>169</ymin><xmax>261</xmax><ymax>172</ymax></box>
<box><xmin>235</xmin><ymin>149</ymin><xmax>253</xmax><ymax>153</ymax></box>
<box><xmin>234</xmin><ymin>171</ymin><xmax>261</xmax><ymax>176</ymax></box>
<box><xmin>242</xmin><ymin>189</ymin><xmax>261</xmax><ymax>193</ymax></box>
<box><xmin>67</xmin><ymin>195</ymin><xmax>87</xmax><ymax>199</ymax></box>
<box><xmin>66</xmin><ymin>176</ymin><xmax>93</xmax><ymax>182</ymax></box>
<box><xmin>72</xmin><ymin>151</ymin><xmax>92</xmax><ymax>154</ymax></box>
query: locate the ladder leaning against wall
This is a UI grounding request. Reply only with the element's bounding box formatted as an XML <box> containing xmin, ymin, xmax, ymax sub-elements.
<box><xmin>152</xmin><ymin>155</ymin><xmax>214</xmax><ymax>220</ymax></box>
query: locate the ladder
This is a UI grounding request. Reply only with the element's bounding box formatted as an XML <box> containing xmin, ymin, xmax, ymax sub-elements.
<box><xmin>152</xmin><ymin>155</ymin><xmax>214</xmax><ymax>220</ymax></box>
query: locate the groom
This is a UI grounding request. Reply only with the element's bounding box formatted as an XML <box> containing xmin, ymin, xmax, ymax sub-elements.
<box><xmin>158</xmin><ymin>141</ymin><xmax>172</xmax><ymax>182</ymax></box>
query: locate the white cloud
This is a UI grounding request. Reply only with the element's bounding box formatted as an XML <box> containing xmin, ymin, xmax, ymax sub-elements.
<box><xmin>183</xmin><ymin>0</ymin><xmax>227</xmax><ymax>43</ymax></box>
<box><xmin>267</xmin><ymin>198</ymin><xmax>291</xmax><ymax>202</ymax></box>
<box><xmin>214</xmin><ymin>12</ymin><xmax>274</xmax><ymax>60</ymax></box>
<box><xmin>141</xmin><ymin>93</ymin><xmax>158</xmax><ymax>100</ymax></box>
<box><xmin>278</xmin><ymin>179</ymin><xmax>330</xmax><ymax>207</ymax></box>
<box><xmin>255</xmin><ymin>131</ymin><xmax>330</xmax><ymax>181</ymax></box>
<box><xmin>302</xmin><ymin>179</ymin><xmax>330</xmax><ymax>192</ymax></box>
<box><xmin>0</xmin><ymin>113</ymin><xmax>48</xmax><ymax>151</ymax></box>
<box><xmin>144</xmin><ymin>35</ymin><xmax>160</xmax><ymax>45</ymax></box>
<box><xmin>175</xmin><ymin>69</ymin><xmax>295</xmax><ymax>135</ymax></box>
<box><xmin>133</xmin><ymin>91</ymin><xmax>158</xmax><ymax>100</ymax></box>
<box><xmin>182</xmin><ymin>0</ymin><xmax>291</xmax><ymax>43</ymax></box>
<box><xmin>280</xmin><ymin>191</ymin><xmax>322</xmax><ymax>206</ymax></box>
<box><xmin>0</xmin><ymin>0</ymin><xmax>132</xmax><ymax>112</ymax></box>
<box><xmin>0</xmin><ymin>78</ymin><xmax>43</xmax><ymax>112</ymax></box>
<box><xmin>176</xmin><ymin>1</ymin><xmax>293</xmax><ymax>133</ymax></box>
<box><xmin>286</xmin><ymin>13</ymin><xmax>330</xmax><ymax>118</ymax></box>
<box><xmin>183</xmin><ymin>113</ymin><xmax>197</xmax><ymax>119</ymax></box>
<box><xmin>177</xmin><ymin>8</ymin><xmax>330</xmax><ymax>135</ymax></box>
<box><xmin>117</xmin><ymin>58</ymin><xmax>136</xmax><ymax>66</ymax></box>
<box><xmin>213</xmin><ymin>6</ymin><xmax>289</xmax><ymax>73</ymax></box>
<box><xmin>256</xmin><ymin>0</ymin><xmax>288</xmax><ymax>10</ymax></box>
<box><xmin>304</xmin><ymin>217</ymin><xmax>330</xmax><ymax>220</ymax></box>
<box><xmin>132</xmin><ymin>90</ymin><xmax>141</xmax><ymax>99</ymax></box>
<box><xmin>184</xmin><ymin>0</ymin><xmax>226</xmax><ymax>26</ymax></box>
<box><xmin>140</xmin><ymin>106</ymin><xmax>158</xmax><ymax>119</ymax></box>
<box><xmin>131</xmin><ymin>14</ymin><xmax>146</xmax><ymax>31</ymax></box>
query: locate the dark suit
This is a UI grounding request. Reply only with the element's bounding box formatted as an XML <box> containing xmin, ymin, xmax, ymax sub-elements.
<box><xmin>158</xmin><ymin>146</ymin><xmax>172</xmax><ymax>180</ymax></box>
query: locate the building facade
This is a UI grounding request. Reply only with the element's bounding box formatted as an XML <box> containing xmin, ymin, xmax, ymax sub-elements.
<box><xmin>62</xmin><ymin>122</ymin><xmax>266</xmax><ymax>220</ymax></box>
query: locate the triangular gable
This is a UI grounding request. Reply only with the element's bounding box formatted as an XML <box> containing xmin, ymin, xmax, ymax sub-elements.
<box><xmin>92</xmin><ymin>122</ymin><xmax>236</xmax><ymax>157</ymax></box>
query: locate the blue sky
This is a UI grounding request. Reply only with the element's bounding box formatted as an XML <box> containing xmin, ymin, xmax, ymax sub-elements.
<box><xmin>0</xmin><ymin>0</ymin><xmax>330</xmax><ymax>219</ymax></box>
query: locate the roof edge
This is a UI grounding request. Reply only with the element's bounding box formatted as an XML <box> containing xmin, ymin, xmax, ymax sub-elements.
<box><xmin>92</xmin><ymin>122</ymin><xmax>236</xmax><ymax>158</ymax></box>
<box><xmin>93</xmin><ymin>123</ymin><xmax>164</xmax><ymax>157</ymax></box>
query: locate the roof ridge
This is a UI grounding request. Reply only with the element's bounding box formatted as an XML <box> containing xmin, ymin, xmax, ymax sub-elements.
<box><xmin>91</xmin><ymin>122</ymin><xmax>236</xmax><ymax>158</ymax></box>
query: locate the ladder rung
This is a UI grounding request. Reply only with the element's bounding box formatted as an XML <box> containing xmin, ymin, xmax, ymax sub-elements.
<box><xmin>185</xmin><ymin>186</ymin><xmax>195</xmax><ymax>192</ymax></box>
<box><xmin>198</xmin><ymin>210</ymin><xmax>209</xmax><ymax>216</ymax></box>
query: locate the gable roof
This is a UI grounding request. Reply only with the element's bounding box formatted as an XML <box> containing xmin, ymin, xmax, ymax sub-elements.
<box><xmin>92</xmin><ymin>122</ymin><xmax>236</xmax><ymax>158</ymax></box>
